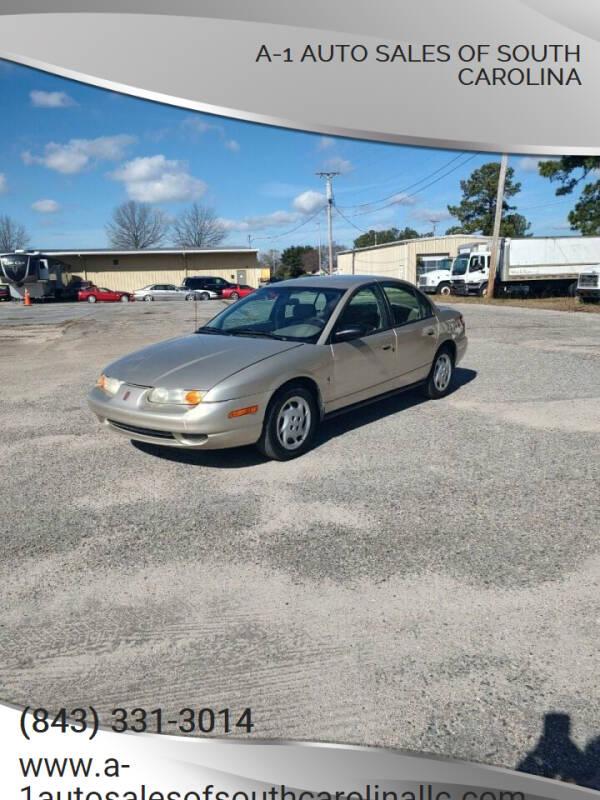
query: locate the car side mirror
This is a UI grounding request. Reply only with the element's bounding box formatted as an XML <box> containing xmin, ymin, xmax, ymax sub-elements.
<box><xmin>332</xmin><ymin>324</ymin><xmax>365</xmax><ymax>343</ymax></box>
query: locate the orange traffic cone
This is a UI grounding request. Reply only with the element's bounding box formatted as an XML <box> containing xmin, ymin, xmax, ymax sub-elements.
<box><xmin>24</xmin><ymin>289</ymin><xmax>31</xmax><ymax>306</ymax></box>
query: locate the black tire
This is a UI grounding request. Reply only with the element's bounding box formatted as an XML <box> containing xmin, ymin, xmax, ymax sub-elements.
<box><xmin>423</xmin><ymin>345</ymin><xmax>454</xmax><ymax>400</ymax></box>
<box><xmin>478</xmin><ymin>283</ymin><xmax>488</xmax><ymax>297</ymax></box>
<box><xmin>200</xmin><ymin>292</ymin><xmax>210</xmax><ymax>301</ymax></box>
<box><xmin>257</xmin><ymin>385</ymin><xmax>319</xmax><ymax>461</ymax></box>
<box><xmin>230</xmin><ymin>291</ymin><xmax>240</xmax><ymax>300</ymax></box>
<box><xmin>437</xmin><ymin>282</ymin><xmax>451</xmax><ymax>296</ymax></box>
<box><xmin>185</xmin><ymin>293</ymin><xmax>195</xmax><ymax>301</ymax></box>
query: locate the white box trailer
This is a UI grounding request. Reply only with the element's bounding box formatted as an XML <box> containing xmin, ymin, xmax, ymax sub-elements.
<box><xmin>450</xmin><ymin>236</ymin><xmax>600</xmax><ymax>297</ymax></box>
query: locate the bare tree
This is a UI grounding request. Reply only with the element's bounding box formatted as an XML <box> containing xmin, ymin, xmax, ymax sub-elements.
<box><xmin>259</xmin><ymin>249</ymin><xmax>282</xmax><ymax>274</ymax></box>
<box><xmin>105</xmin><ymin>200</ymin><xmax>170</xmax><ymax>249</ymax></box>
<box><xmin>171</xmin><ymin>203</ymin><xmax>226</xmax><ymax>248</ymax></box>
<box><xmin>0</xmin><ymin>215</ymin><xmax>30</xmax><ymax>251</ymax></box>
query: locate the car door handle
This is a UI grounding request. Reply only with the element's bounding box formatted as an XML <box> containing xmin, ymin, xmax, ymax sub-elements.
<box><xmin>381</xmin><ymin>344</ymin><xmax>395</xmax><ymax>351</ymax></box>
<box><xmin>425</xmin><ymin>328</ymin><xmax>435</xmax><ymax>336</ymax></box>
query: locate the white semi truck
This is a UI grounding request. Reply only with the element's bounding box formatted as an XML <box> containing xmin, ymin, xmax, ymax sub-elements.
<box><xmin>575</xmin><ymin>265</ymin><xmax>600</xmax><ymax>302</ymax></box>
<box><xmin>450</xmin><ymin>237</ymin><xmax>600</xmax><ymax>297</ymax></box>
<box><xmin>0</xmin><ymin>251</ymin><xmax>65</xmax><ymax>300</ymax></box>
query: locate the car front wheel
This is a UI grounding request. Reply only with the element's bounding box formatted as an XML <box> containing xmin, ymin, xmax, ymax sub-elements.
<box><xmin>120</xmin><ymin>295</ymin><xmax>129</xmax><ymax>303</ymax></box>
<box><xmin>257</xmin><ymin>385</ymin><xmax>318</xmax><ymax>461</ymax></box>
<box><xmin>144</xmin><ymin>295</ymin><xmax>154</xmax><ymax>302</ymax></box>
<box><xmin>87</xmin><ymin>295</ymin><xmax>96</xmax><ymax>303</ymax></box>
<box><xmin>230</xmin><ymin>291</ymin><xmax>239</xmax><ymax>300</ymax></box>
<box><xmin>423</xmin><ymin>346</ymin><xmax>454</xmax><ymax>399</ymax></box>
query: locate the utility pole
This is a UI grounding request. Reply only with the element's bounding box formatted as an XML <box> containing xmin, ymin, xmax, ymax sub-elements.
<box><xmin>317</xmin><ymin>221</ymin><xmax>322</xmax><ymax>273</ymax></box>
<box><xmin>316</xmin><ymin>171</ymin><xmax>339</xmax><ymax>274</ymax></box>
<box><xmin>487</xmin><ymin>154</ymin><xmax>508</xmax><ymax>299</ymax></box>
<box><xmin>429</xmin><ymin>218</ymin><xmax>438</xmax><ymax>237</ymax></box>
<box><xmin>247</xmin><ymin>234</ymin><xmax>252</xmax><ymax>249</ymax></box>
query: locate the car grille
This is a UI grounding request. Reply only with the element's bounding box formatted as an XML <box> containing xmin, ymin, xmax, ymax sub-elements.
<box><xmin>418</xmin><ymin>276</ymin><xmax>427</xmax><ymax>286</ymax></box>
<box><xmin>108</xmin><ymin>420</ymin><xmax>175</xmax><ymax>439</ymax></box>
<box><xmin>579</xmin><ymin>274</ymin><xmax>599</xmax><ymax>287</ymax></box>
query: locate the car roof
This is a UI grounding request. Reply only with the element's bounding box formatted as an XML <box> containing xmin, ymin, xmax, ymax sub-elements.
<box><xmin>271</xmin><ymin>274</ymin><xmax>412</xmax><ymax>290</ymax></box>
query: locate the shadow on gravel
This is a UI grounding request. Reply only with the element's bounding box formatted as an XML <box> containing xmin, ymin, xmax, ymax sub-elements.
<box><xmin>517</xmin><ymin>713</ymin><xmax>600</xmax><ymax>789</ymax></box>
<box><xmin>132</xmin><ymin>367</ymin><xmax>477</xmax><ymax>469</ymax></box>
<box><xmin>313</xmin><ymin>366</ymin><xmax>476</xmax><ymax>450</ymax></box>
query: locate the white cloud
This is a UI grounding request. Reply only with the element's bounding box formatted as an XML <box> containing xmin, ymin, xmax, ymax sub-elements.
<box><xmin>411</xmin><ymin>207</ymin><xmax>451</xmax><ymax>223</ymax></box>
<box><xmin>219</xmin><ymin>210</ymin><xmax>300</xmax><ymax>233</ymax></box>
<box><xmin>109</xmin><ymin>155</ymin><xmax>206</xmax><ymax>203</ymax></box>
<box><xmin>182</xmin><ymin>117</ymin><xmax>241</xmax><ymax>153</ymax></box>
<box><xmin>30</xmin><ymin>90</ymin><xmax>76</xmax><ymax>108</ymax></box>
<box><xmin>388</xmin><ymin>192</ymin><xmax>418</xmax><ymax>207</ymax></box>
<box><xmin>318</xmin><ymin>136</ymin><xmax>335</xmax><ymax>150</ymax></box>
<box><xmin>517</xmin><ymin>156</ymin><xmax>558</xmax><ymax>173</ymax></box>
<box><xmin>293</xmin><ymin>190</ymin><xmax>326</xmax><ymax>214</ymax></box>
<box><xmin>31</xmin><ymin>199</ymin><xmax>60</xmax><ymax>213</ymax></box>
<box><xmin>323</xmin><ymin>156</ymin><xmax>353</xmax><ymax>174</ymax></box>
<box><xmin>22</xmin><ymin>135</ymin><xmax>135</xmax><ymax>174</ymax></box>
<box><xmin>0</xmin><ymin>173</ymin><xmax>6</xmax><ymax>193</ymax></box>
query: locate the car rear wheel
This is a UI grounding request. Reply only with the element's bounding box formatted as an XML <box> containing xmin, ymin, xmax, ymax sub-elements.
<box><xmin>423</xmin><ymin>346</ymin><xmax>454</xmax><ymax>399</ymax></box>
<box><xmin>87</xmin><ymin>295</ymin><xmax>96</xmax><ymax>303</ymax></box>
<box><xmin>257</xmin><ymin>385</ymin><xmax>318</xmax><ymax>461</ymax></box>
<box><xmin>479</xmin><ymin>283</ymin><xmax>489</xmax><ymax>297</ymax></box>
<box><xmin>144</xmin><ymin>295</ymin><xmax>153</xmax><ymax>302</ymax></box>
<box><xmin>230</xmin><ymin>291</ymin><xmax>240</xmax><ymax>300</ymax></box>
<box><xmin>438</xmin><ymin>282</ymin><xmax>451</xmax><ymax>296</ymax></box>
<box><xmin>200</xmin><ymin>292</ymin><xmax>210</xmax><ymax>301</ymax></box>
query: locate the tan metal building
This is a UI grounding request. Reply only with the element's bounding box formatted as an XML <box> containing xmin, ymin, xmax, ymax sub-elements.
<box><xmin>337</xmin><ymin>235</ymin><xmax>490</xmax><ymax>284</ymax></box>
<box><xmin>45</xmin><ymin>248</ymin><xmax>263</xmax><ymax>292</ymax></box>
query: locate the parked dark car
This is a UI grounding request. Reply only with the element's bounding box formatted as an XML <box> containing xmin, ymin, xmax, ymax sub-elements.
<box><xmin>0</xmin><ymin>283</ymin><xmax>10</xmax><ymax>301</ymax></box>
<box><xmin>181</xmin><ymin>276</ymin><xmax>233</xmax><ymax>296</ymax></box>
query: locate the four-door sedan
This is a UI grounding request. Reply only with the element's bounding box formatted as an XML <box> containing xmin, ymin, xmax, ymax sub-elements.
<box><xmin>221</xmin><ymin>284</ymin><xmax>255</xmax><ymax>301</ymax></box>
<box><xmin>133</xmin><ymin>284</ymin><xmax>218</xmax><ymax>302</ymax></box>
<box><xmin>88</xmin><ymin>275</ymin><xmax>467</xmax><ymax>460</ymax></box>
<box><xmin>78</xmin><ymin>286</ymin><xmax>134</xmax><ymax>303</ymax></box>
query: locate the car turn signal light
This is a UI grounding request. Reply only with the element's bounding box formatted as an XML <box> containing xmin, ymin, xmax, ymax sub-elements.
<box><xmin>228</xmin><ymin>405</ymin><xmax>259</xmax><ymax>418</ymax></box>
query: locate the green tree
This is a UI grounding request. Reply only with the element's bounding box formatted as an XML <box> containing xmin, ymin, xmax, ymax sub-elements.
<box><xmin>538</xmin><ymin>156</ymin><xmax>600</xmax><ymax>235</ymax></box>
<box><xmin>353</xmin><ymin>226</ymin><xmax>421</xmax><ymax>248</ymax></box>
<box><xmin>280</xmin><ymin>245</ymin><xmax>313</xmax><ymax>278</ymax></box>
<box><xmin>446</xmin><ymin>162</ymin><xmax>531</xmax><ymax>237</ymax></box>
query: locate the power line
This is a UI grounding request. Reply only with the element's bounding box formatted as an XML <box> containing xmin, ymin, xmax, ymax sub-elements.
<box><xmin>252</xmin><ymin>205</ymin><xmax>326</xmax><ymax>243</ymax></box>
<box><xmin>341</xmin><ymin>154</ymin><xmax>478</xmax><ymax>219</ymax></box>
<box><xmin>336</xmin><ymin>152</ymin><xmax>469</xmax><ymax>211</ymax></box>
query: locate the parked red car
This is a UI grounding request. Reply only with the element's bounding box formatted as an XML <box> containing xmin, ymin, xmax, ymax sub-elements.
<box><xmin>221</xmin><ymin>284</ymin><xmax>255</xmax><ymax>301</ymax></box>
<box><xmin>78</xmin><ymin>286</ymin><xmax>135</xmax><ymax>303</ymax></box>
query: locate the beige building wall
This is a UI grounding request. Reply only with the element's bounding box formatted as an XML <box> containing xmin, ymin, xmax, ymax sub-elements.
<box><xmin>337</xmin><ymin>235</ymin><xmax>490</xmax><ymax>285</ymax></box>
<box><xmin>58</xmin><ymin>251</ymin><xmax>260</xmax><ymax>293</ymax></box>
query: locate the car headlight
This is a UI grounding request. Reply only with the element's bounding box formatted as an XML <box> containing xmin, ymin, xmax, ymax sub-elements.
<box><xmin>97</xmin><ymin>374</ymin><xmax>123</xmax><ymax>396</ymax></box>
<box><xmin>147</xmin><ymin>387</ymin><xmax>205</xmax><ymax>405</ymax></box>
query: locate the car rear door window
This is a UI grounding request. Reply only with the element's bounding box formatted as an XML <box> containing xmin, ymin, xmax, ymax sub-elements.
<box><xmin>381</xmin><ymin>283</ymin><xmax>430</xmax><ymax>326</ymax></box>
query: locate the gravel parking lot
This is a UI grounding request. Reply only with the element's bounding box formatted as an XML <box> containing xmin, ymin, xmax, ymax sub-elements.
<box><xmin>1</xmin><ymin>299</ymin><xmax>599</xmax><ymax>782</ymax></box>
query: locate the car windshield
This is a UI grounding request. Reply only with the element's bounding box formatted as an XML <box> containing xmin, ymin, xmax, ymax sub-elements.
<box><xmin>198</xmin><ymin>285</ymin><xmax>345</xmax><ymax>342</ymax></box>
<box><xmin>452</xmin><ymin>255</ymin><xmax>469</xmax><ymax>276</ymax></box>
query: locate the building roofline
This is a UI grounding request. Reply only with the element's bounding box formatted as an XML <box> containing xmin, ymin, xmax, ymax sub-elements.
<box><xmin>40</xmin><ymin>248</ymin><xmax>258</xmax><ymax>256</ymax></box>
<box><xmin>338</xmin><ymin>234</ymin><xmax>491</xmax><ymax>255</ymax></box>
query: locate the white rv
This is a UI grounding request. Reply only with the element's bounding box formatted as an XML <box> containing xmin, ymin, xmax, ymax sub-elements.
<box><xmin>0</xmin><ymin>251</ymin><xmax>65</xmax><ymax>301</ymax></box>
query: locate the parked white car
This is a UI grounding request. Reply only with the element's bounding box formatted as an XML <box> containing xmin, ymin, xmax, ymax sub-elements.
<box><xmin>133</xmin><ymin>284</ymin><xmax>218</xmax><ymax>302</ymax></box>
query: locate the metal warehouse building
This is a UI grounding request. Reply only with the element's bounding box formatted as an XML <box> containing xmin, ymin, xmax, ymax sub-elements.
<box><xmin>43</xmin><ymin>247</ymin><xmax>263</xmax><ymax>292</ymax></box>
<box><xmin>337</xmin><ymin>235</ymin><xmax>490</xmax><ymax>283</ymax></box>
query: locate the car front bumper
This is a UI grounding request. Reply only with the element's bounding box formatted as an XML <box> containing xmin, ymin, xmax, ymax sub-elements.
<box><xmin>88</xmin><ymin>384</ymin><xmax>268</xmax><ymax>449</ymax></box>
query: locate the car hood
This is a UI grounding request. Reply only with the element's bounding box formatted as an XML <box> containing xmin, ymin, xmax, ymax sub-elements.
<box><xmin>104</xmin><ymin>333</ymin><xmax>303</xmax><ymax>390</ymax></box>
